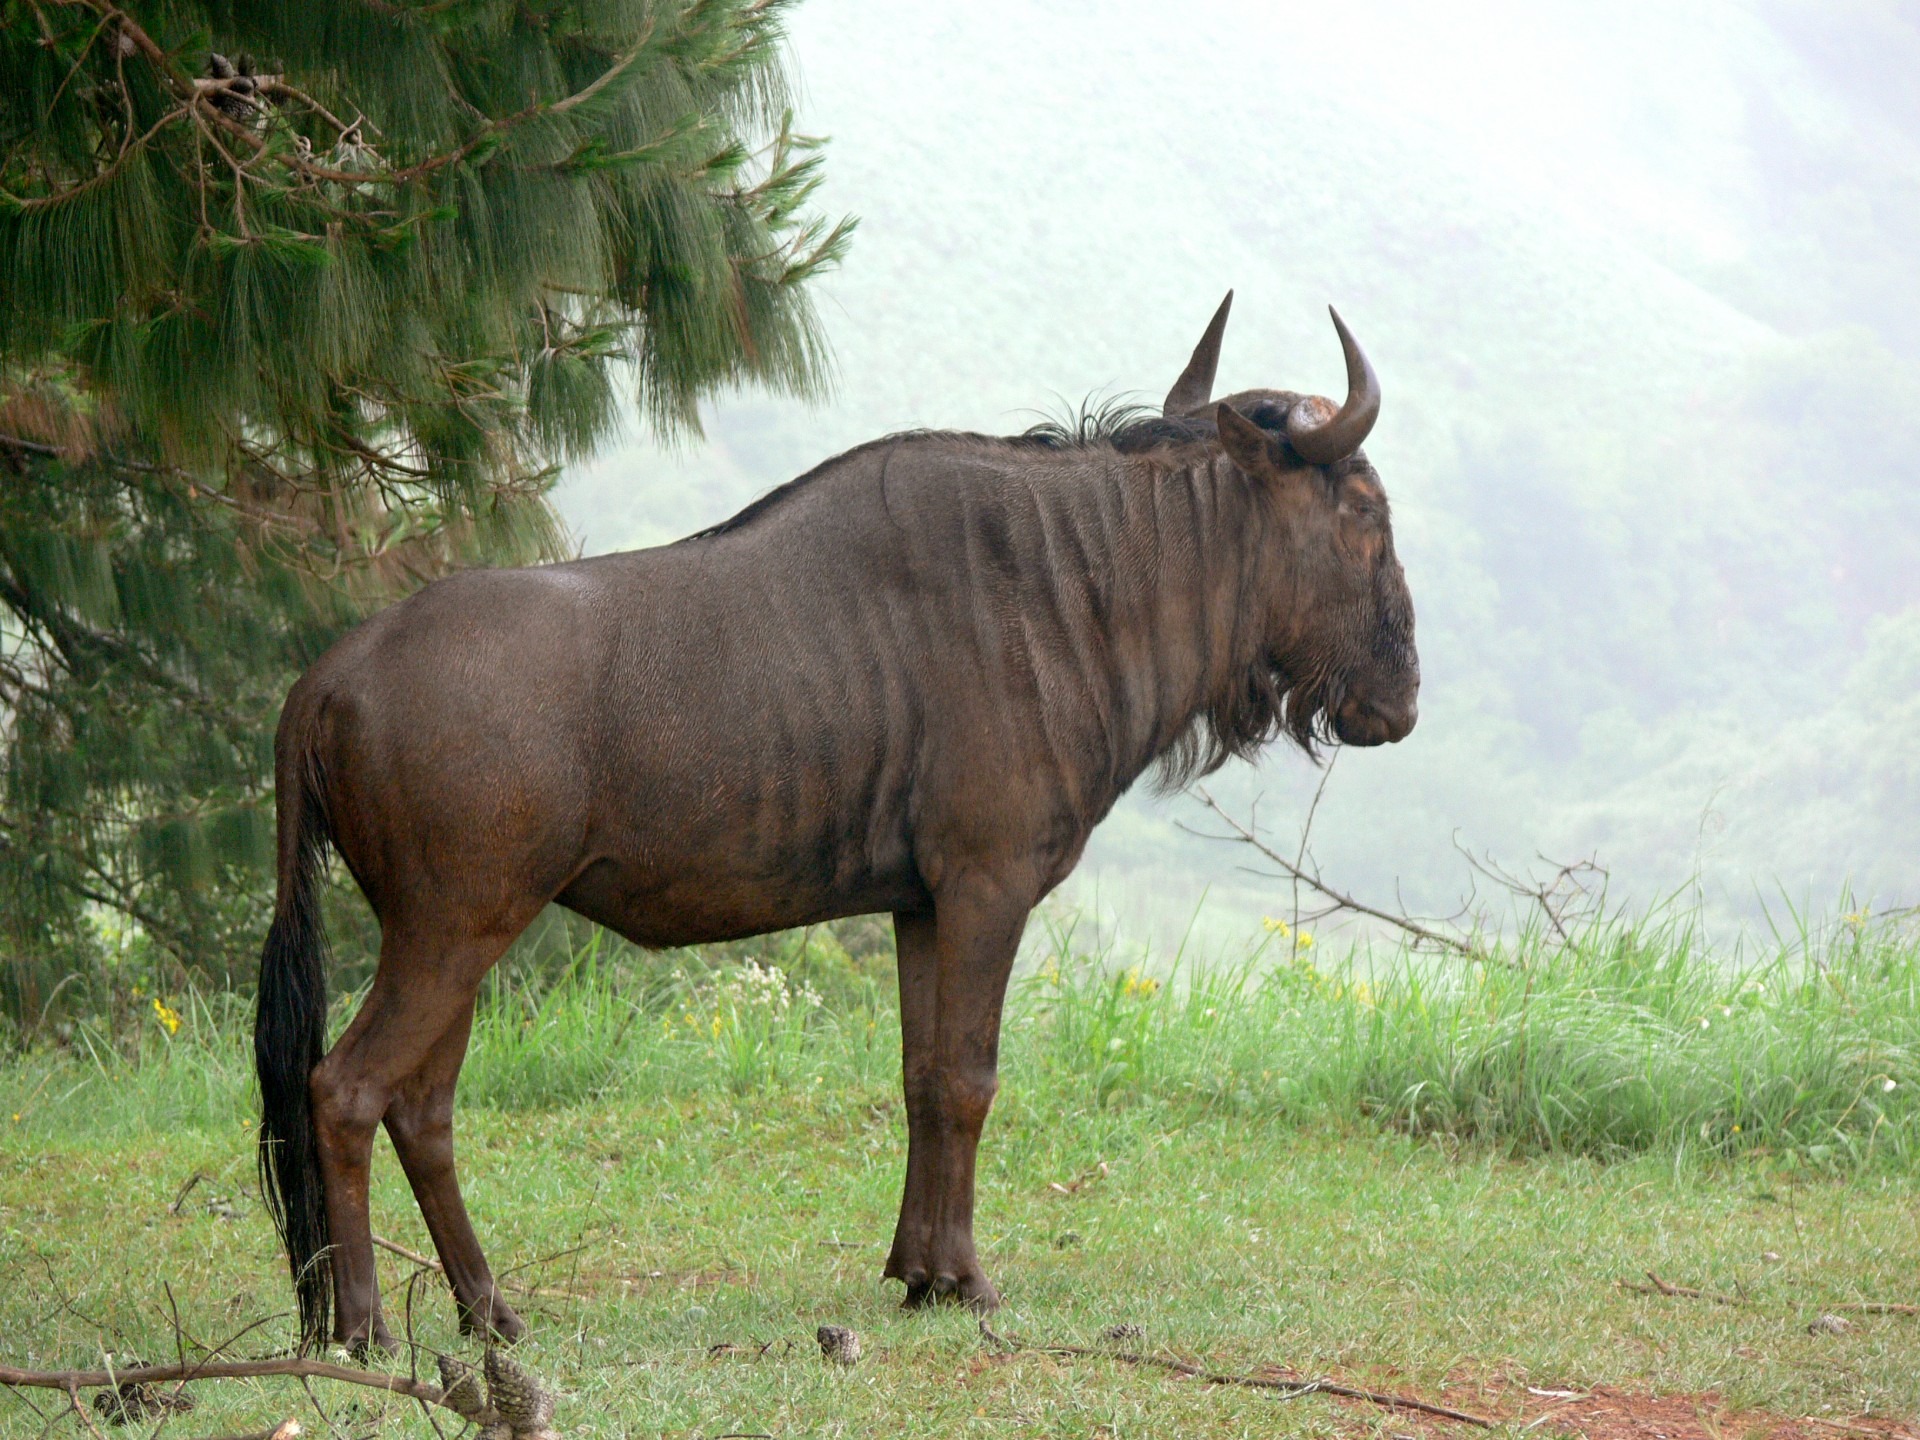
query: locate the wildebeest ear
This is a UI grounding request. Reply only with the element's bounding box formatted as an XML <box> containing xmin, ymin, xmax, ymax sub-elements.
<box><xmin>1163</xmin><ymin>291</ymin><xmax>1234</xmax><ymax>416</ymax></box>
<box><xmin>1215</xmin><ymin>401</ymin><xmax>1278</xmax><ymax>477</ymax></box>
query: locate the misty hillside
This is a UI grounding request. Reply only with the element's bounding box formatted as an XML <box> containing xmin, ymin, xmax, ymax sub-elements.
<box><xmin>558</xmin><ymin>0</ymin><xmax>1920</xmax><ymax>944</ymax></box>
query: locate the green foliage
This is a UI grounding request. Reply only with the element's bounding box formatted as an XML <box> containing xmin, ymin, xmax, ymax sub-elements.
<box><xmin>0</xmin><ymin>0</ymin><xmax>850</xmax><ymax>1020</ymax></box>
<box><xmin>14</xmin><ymin>901</ymin><xmax>1920</xmax><ymax>1177</ymax></box>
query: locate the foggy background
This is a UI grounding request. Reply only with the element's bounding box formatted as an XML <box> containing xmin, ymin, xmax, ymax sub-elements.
<box><xmin>557</xmin><ymin>0</ymin><xmax>1920</xmax><ymax>949</ymax></box>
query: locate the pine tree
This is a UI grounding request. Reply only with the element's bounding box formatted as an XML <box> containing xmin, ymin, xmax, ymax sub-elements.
<box><xmin>0</xmin><ymin>0</ymin><xmax>850</xmax><ymax>1025</ymax></box>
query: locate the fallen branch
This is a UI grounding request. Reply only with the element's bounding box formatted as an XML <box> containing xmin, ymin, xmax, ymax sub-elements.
<box><xmin>65</xmin><ymin>1383</ymin><xmax>110</xmax><ymax>1440</ymax></box>
<box><xmin>1827</xmin><ymin>1302</ymin><xmax>1920</xmax><ymax>1317</ymax></box>
<box><xmin>0</xmin><ymin>1358</ymin><xmax>455</xmax><ymax>1419</ymax></box>
<box><xmin>1618</xmin><ymin>1271</ymin><xmax>1920</xmax><ymax>1317</ymax></box>
<box><xmin>370</xmin><ymin>1233</ymin><xmax>440</xmax><ymax>1271</ymax></box>
<box><xmin>1801</xmin><ymin>1418</ymin><xmax>1918</xmax><ymax>1439</ymax></box>
<box><xmin>1617</xmin><ymin>1271</ymin><xmax>1757</xmax><ymax>1308</ymax></box>
<box><xmin>979</xmin><ymin>1321</ymin><xmax>1493</xmax><ymax>1428</ymax></box>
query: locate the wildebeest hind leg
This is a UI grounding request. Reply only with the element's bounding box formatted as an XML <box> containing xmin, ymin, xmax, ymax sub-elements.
<box><xmin>884</xmin><ymin>882</ymin><xmax>1025</xmax><ymax>1311</ymax></box>
<box><xmin>310</xmin><ymin>922</ymin><xmax>520</xmax><ymax>1352</ymax></box>
<box><xmin>383</xmin><ymin>997</ymin><xmax>525</xmax><ymax>1344</ymax></box>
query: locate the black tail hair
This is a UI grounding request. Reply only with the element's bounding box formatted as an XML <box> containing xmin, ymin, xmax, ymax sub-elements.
<box><xmin>255</xmin><ymin>741</ymin><xmax>333</xmax><ymax>1351</ymax></box>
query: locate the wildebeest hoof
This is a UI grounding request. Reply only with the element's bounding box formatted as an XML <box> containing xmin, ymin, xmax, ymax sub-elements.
<box><xmin>459</xmin><ymin>1294</ymin><xmax>527</xmax><ymax>1345</ymax></box>
<box><xmin>340</xmin><ymin>1324</ymin><xmax>400</xmax><ymax>1362</ymax></box>
<box><xmin>899</xmin><ymin>1269</ymin><xmax>1001</xmax><ymax>1312</ymax></box>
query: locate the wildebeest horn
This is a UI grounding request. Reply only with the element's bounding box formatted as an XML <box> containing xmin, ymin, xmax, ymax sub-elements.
<box><xmin>1163</xmin><ymin>290</ymin><xmax>1234</xmax><ymax>416</ymax></box>
<box><xmin>1285</xmin><ymin>307</ymin><xmax>1380</xmax><ymax>465</ymax></box>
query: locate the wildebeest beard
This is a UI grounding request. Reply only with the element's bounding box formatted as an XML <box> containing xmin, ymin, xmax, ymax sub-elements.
<box><xmin>1153</xmin><ymin>633</ymin><xmax>1342</xmax><ymax>791</ymax></box>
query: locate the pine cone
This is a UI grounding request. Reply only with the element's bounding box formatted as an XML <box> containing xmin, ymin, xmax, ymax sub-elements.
<box><xmin>202</xmin><ymin>53</ymin><xmax>260</xmax><ymax>120</ymax></box>
<box><xmin>484</xmin><ymin>1347</ymin><xmax>556</xmax><ymax>1430</ymax></box>
<box><xmin>1103</xmin><ymin>1323</ymin><xmax>1145</xmax><ymax>1344</ymax></box>
<box><xmin>436</xmin><ymin>1354</ymin><xmax>488</xmax><ymax>1418</ymax></box>
<box><xmin>816</xmin><ymin>1324</ymin><xmax>861</xmax><ymax>1366</ymax></box>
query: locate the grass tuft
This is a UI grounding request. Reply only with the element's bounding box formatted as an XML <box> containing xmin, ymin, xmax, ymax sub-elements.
<box><xmin>7</xmin><ymin>903</ymin><xmax>1917</xmax><ymax>1175</ymax></box>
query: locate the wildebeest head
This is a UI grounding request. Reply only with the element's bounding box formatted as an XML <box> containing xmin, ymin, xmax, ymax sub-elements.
<box><xmin>1165</xmin><ymin>293</ymin><xmax>1420</xmax><ymax>753</ymax></box>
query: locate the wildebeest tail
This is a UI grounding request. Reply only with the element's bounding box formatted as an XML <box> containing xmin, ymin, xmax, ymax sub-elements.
<box><xmin>254</xmin><ymin>702</ymin><xmax>334</xmax><ymax>1350</ymax></box>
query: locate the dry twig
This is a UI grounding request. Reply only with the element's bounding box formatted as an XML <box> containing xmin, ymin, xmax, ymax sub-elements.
<box><xmin>1452</xmin><ymin>839</ymin><xmax>1607</xmax><ymax>942</ymax></box>
<box><xmin>1800</xmin><ymin>1418</ymin><xmax>1917</xmax><ymax>1439</ymax></box>
<box><xmin>1617</xmin><ymin>1271</ymin><xmax>1758</xmax><ymax>1308</ymax></box>
<box><xmin>1187</xmin><ymin>787</ymin><xmax>1482</xmax><ymax>958</ymax></box>
<box><xmin>1618</xmin><ymin>1270</ymin><xmax>1920</xmax><ymax>1317</ymax></box>
<box><xmin>371</xmin><ymin>1233</ymin><xmax>579</xmax><ymax>1301</ymax></box>
<box><xmin>978</xmin><ymin>1320</ymin><xmax>1493</xmax><ymax>1428</ymax></box>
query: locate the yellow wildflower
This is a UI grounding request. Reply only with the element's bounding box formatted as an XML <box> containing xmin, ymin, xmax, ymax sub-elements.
<box><xmin>152</xmin><ymin>998</ymin><xmax>182</xmax><ymax>1035</ymax></box>
<box><xmin>1121</xmin><ymin>966</ymin><xmax>1160</xmax><ymax>998</ymax></box>
<box><xmin>1261</xmin><ymin>917</ymin><xmax>1291</xmax><ymax>936</ymax></box>
<box><xmin>1296</xmin><ymin>932</ymin><xmax>1314</xmax><ymax>950</ymax></box>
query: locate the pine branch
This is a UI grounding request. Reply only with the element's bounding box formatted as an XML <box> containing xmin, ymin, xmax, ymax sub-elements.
<box><xmin>1</xmin><ymin>0</ymin><xmax>848</xmax><ymax>977</ymax></box>
<box><xmin>0</xmin><ymin>570</ymin><xmax>198</xmax><ymax>701</ymax></box>
<box><xmin>0</xmin><ymin>822</ymin><xmax>203</xmax><ymax>962</ymax></box>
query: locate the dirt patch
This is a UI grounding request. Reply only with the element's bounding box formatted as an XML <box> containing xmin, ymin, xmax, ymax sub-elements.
<box><xmin>1495</xmin><ymin>1386</ymin><xmax>1913</xmax><ymax>1440</ymax></box>
<box><xmin>1210</xmin><ymin>1364</ymin><xmax>1920</xmax><ymax>1440</ymax></box>
<box><xmin>1327</xmin><ymin>1376</ymin><xmax>1918</xmax><ymax>1440</ymax></box>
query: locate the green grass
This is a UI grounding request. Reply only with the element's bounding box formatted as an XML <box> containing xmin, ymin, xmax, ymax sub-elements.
<box><xmin>3</xmin><ymin>911</ymin><xmax>1919</xmax><ymax>1436</ymax></box>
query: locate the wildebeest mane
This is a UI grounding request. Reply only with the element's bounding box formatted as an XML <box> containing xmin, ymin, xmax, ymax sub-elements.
<box><xmin>1016</xmin><ymin>392</ymin><xmax>1250</xmax><ymax>455</ymax></box>
<box><xmin>687</xmin><ymin>394</ymin><xmax>1258</xmax><ymax>543</ymax></box>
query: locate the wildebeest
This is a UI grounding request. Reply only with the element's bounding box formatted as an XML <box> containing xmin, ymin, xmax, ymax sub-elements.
<box><xmin>255</xmin><ymin>294</ymin><xmax>1420</xmax><ymax>1352</ymax></box>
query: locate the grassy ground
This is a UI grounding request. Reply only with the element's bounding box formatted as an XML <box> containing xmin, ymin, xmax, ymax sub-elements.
<box><xmin>3</xmin><ymin>913</ymin><xmax>1918</xmax><ymax>1437</ymax></box>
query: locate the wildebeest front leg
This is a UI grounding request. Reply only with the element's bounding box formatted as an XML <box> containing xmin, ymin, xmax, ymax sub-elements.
<box><xmin>886</xmin><ymin>909</ymin><xmax>940</xmax><ymax>1294</ymax></box>
<box><xmin>884</xmin><ymin>884</ymin><xmax>1025</xmax><ymax>1310</ymax></box>
<box><xmin>383</xmin><ymin>999</ymin><xmax>525</xmax><ymax>1344</ymax></box>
